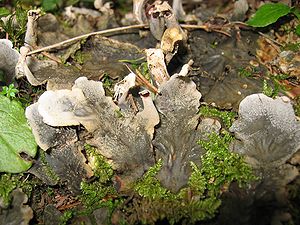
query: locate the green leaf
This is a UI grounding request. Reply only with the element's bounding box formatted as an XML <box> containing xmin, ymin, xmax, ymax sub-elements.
<box><xmin>0</xmin><ymin>84</ymin><xmax>19</xmax><ymax>99</ymax></box>
<box><xmin>291</xmin><ymin>7</ymin><xmax>300</xmax><ymax>20</ymax></box>
<box><xmin>0</xmin><ymin>7</ymin><xmax>10</xmax><ymax>17</ymax></box>
<box><xmin>65</xmin><ymin>0</ymin><xmax>80</xmax><ymax>6</ymax></box>
<box><xmin>0</xmin><ymin>95</ymin><xmax>37</xmax><ymax>173</ymax></box>
<box><xmin>262</xmin><ymin>79</ymin><xmax>275</xmax><ymax>97</ymax></box>
<box><xmin>42</xmin><ymin>0</ymin><xmax>63</xmax><ymax>12</ymax></box>
<box><xmin>246</xmin><ymin>3</ymin><xmax>291</xmax><ymax>27</ymax></box>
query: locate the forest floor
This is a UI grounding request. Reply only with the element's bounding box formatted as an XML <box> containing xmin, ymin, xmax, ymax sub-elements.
<box><xmin>0</xmin><ymin>1</ymin><xmax>299</xmax><ymax>225</ymax></box>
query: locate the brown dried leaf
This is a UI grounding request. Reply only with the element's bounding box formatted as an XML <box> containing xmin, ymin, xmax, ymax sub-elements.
<box><xmin>20</xmin><ymin>13</ymin><xmax>142</xmax><ymax>90</ymax></box>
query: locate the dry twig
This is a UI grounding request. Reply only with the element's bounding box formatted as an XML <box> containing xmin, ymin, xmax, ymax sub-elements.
<box><xmin>27</xmin><ymin>24</ymin><xmax>147</xmax><ymax>56</ymax></box>
<box><xmin>27</xmin><ymin>23</ymin><xmax>235</xmax><ymax>56</ymax></box>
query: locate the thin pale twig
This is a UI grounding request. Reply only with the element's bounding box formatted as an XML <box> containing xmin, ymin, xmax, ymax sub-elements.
<box><xmin>27</xmin><ymin>22</ymin><xmax>235</xmax><ymax>57</ymax></box>
<box><xmin>135</xmin><ymin>69</ymin><xmax>158</xmax><ymax>94</ymax></box>
<box><xmin>258</xmin><ymin>32</ymin><xmax>283</xmax><ymax>48</ymax></box>
<box><xmin>124</xmin><ymin>64</ymin><xmax>158</xmax><ymax>94</ymax></box>
<box><xmin>27</xmin><ymin>24</ymin><xmax>147</xmax><ymax>56</ymax></box>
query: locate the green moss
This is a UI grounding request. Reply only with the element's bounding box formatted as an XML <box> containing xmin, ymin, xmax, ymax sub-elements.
<box><xmin>59</xmin><ymin>210</ymin><xmax>74</xmax><ymax>225</ymax></box>
<box><xmin>0</xmin><ymin>174</ymin><xmax>18</xmax><ymax>207</ymax></box>
<box><xmin>39</xmin><ymin>149</ymin><xmax>60</xmax><ymax>183</ymax></box>
<box><xmin>197</xmin><ymin>131</ymin><xmax>257</xmax><ymax>193</ymax></box>
<box><xmin>199</xmin><ymin>106</ymin><xmax>236</xmax><ymax>128</ymax></box>
<box><xmin>73</xmin><ymin>50</ymin><xmax>85</xmax><ymax>65</ymax></box>
<box><xmin>129</xmin><ymin>159</ymin><xmax>221</xmax><ymax>224</ymax></box>
<box><xmin>188</xmin><ymin>162</ymin><xmax>206</xmax><ymax>196</ymax></box>
<box><xmin>80</xmin><ymin>181</ymin><xmax>118</xmax><ymax>210</ymax></box>
<box><xmin>0</xmin><ymin>172</ymin><xmax>39</xmax><ymax>208</ymax></box>
<box><xmin>238</xmin><ymin>67</ymin><xmax>253</xmax><ymax>77</ymax></box>
<box><xmin>263</xmin><ymin>79</ymin><xmax>278</xmax><ymax>98</ymax></box>
<box><xmin>79</xmin><ymin>134</ymin><xmax>255</xmax><ymax>224</ymax></box>
<box><xmin>80</xmin><ymin>145</ymin><xmax>122</xmax><ymax>221</ymax></box>
<box><xmin>84</xmin><ymin>144</ymin><xmax>113</xmax><ymax>182</ymax></box>
<box><xmin>134</xmin><ymin>159</ymin><xmax>175</xmax><ymax>200</ymax></box>
<box><xmin>262</xmin><ymin>76</ymin><xmax>292</xmax><ymax>98</ymax></box>
<box><xmin>102</xmin><ymin>74</ymin><xmax>113</xmax><ymax>89</ymax></box>
<box><xmin>126</xmin><ymin>131</ymin><xmax>256</xmax><ymax>224</ymax></box>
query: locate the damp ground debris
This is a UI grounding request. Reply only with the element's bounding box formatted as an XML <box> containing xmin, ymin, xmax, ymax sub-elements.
<box><xmin>0</xmin><ymin>1</ymin><xmax>299</xmax><ymax>225</ymax></box>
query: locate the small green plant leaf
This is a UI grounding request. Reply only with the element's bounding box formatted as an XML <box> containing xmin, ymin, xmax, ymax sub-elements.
<box><xmin>42</xmin><ymin>0</ymin><xmax>63</xmax><ymax>12</ymax></box>
<box><xmin>0</xmin><ymin>7</ymin><xmax>10</xmax><ymax>17</ymax></box>
<box><xmin>0</xmin><ymin>95</ymin><xmax>37</xmax><ymax>173</ymax></box>
<box><xmin>246</xmin><ymin>3</ymin><xmax>291</xmax><ymax>27</ymax></box>
<box><xmin>0</xmin><ymin>84</ymin><xmax>19</xmax><ymax>99</ymax></box>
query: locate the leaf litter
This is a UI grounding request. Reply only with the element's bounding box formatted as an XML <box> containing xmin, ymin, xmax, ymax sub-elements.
<box><xmin>0</xmin><ymin>1</ymin><xmax>300</xmax><ymax>225</ymax></box>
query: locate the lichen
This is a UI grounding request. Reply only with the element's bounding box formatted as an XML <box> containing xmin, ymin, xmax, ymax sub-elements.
<box><xmin>230</xmin><ymin>93</ymin><xmax>300</xmax><ymax>167</ymax></box>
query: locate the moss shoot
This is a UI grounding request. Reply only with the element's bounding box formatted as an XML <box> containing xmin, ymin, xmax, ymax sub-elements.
<box><xmin>126</xmin><ymin>131</ymin><xmax>256</xmax><ymax>224</ymax></box>
<box><xmin>80</xmin><ymin>145</ymin><xmax>122</xmax><ymax>218</ymax></box>
<box><xmin>0</xmin><ymin>174</ymin><xmax>17</xmax><ymax>207</ymax></box>
<box><xmin>199</xmin><ymin>106</ymin><xmax>236</xmax><ymax>128</ymax></box>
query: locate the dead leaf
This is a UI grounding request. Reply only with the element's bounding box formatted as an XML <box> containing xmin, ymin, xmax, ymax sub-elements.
<box><xmin>188</xmin><ymin>30</ymin><xmax>265</xmax><ymax>109</ymax></box>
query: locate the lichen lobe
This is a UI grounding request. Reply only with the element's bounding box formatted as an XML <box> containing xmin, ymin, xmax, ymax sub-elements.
<box><xmin>230</xmin><ymin>93</ymin><xmax>300</xmax><ymax>167</ymax></box>
<box><xmin>153</xmin><ymin>75</ymin><xmax>205</xmax><ymax>192</ymax></box>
